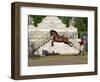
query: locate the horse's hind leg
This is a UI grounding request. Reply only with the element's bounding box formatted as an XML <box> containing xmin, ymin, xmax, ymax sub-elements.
<box><xmin>68</xmin><ymin>43</ymin><xmax>72</xmax><ymax>47</ymax></box>
<box><xmin>64</xmin><ymin>42</ymin><xmax>72</xmax><ymax>47</ymax></box>
<box><xmin>68</xmin><ymin>41</ymin><xmax>73</xmax><ymax>45</ymax></box>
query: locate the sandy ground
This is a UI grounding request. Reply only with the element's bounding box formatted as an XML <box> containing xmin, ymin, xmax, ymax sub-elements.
<box><xmin>28</xmin><ymin>55</ymin><xmax>87</xmax><ymax>66</ymax></box>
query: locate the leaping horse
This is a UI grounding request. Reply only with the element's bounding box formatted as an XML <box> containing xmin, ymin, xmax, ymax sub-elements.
<box><xmin>50</xmin><ymin>30</ymin><xmax>73</xmax><ymax>47</ymax></box>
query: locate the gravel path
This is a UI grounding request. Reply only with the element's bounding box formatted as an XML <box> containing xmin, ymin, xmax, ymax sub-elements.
<box><xmin>28</xmin><ymin>55</ymin><xmax>87</xmax><ymax>66</ymax></box>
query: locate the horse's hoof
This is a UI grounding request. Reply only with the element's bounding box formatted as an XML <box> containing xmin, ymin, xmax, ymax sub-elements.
<box><xmin>52</xmin><ymin>45</ymin><xmax>54</xmax><ymax>46</ymax></box>
<box><xmin>70</xmin><ymin>46</ymin><xmax>72</xmax><ymax>47</ymax></box>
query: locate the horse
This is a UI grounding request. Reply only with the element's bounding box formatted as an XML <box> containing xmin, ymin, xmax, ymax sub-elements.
<box><xmin>50</xmin><ymin>30</ymin><xmax>73</xmax><ymax>47</ymax></box>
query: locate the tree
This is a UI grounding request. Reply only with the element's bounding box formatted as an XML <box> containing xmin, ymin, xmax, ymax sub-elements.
<box><xmin>74</xmin><ymin>17</ymin><xmax>87</xmax><ymax>33</ymax></box>
<box><xmin>58</xmin><ymin>16</ymin><xmax>87</xmax><ymax>33</ymax></box>
<box><xmin>32</xmin><ymin>16</ymin><xmax>45</xmax><ymax>27</ymax></box>
<box><xmin>30</xmin><ymin>16</ymin><xmax>88</xmax><ymax>34</ymax></box>
<box><xmin>58</xmin><ymin>16</ymin><xmax>71</xmax><ymax>27</ymax></box>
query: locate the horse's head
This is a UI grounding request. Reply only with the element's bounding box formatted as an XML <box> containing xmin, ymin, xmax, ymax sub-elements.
<box><xmin>50</xmin><ymin>30</ymin><xmax>58</xmax><ymax>37</ymax></box>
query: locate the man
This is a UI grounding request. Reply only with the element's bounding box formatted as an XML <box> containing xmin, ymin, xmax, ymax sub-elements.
<box><xmin>78</xmin><ymin>38</ymin><xmax>84</xmax><ymax>55</ymax></box>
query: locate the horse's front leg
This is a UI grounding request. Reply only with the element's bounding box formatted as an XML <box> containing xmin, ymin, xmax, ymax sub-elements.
<box><xmin>51</xmin><ymin>36</ymin><xmax>54</xmax><ymax>46</ymax></box>
<box><xmin>51</xmin><ymin>41</ymin><xmax>54</xmax><ymax>46</ymax></box>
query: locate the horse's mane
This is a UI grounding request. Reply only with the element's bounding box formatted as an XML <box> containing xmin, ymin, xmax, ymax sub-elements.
<box><xmin>50</xmin><ymin>30</ymin><xmax>58</xmax><ymax>35</ymax></box>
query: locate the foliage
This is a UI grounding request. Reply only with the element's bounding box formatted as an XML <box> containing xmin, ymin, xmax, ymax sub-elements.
<box><xmin>32</xmin><ymin>16</ymin><xmax>46</xmax><ymax>27</ymax></box>
<box><xmin>74</xmin><ymin>17</ymin><xmax>88</xmax><ymax>33</ymax></box>
<box><xmin>31</xmin><ymin>16</ymin><xmax>88</xmax><ymax>33</ymax></box>
<box><xmin>58</xmin><ymin>16</ymin><xmax>71</xmax><ymax>27</ymax></box>
<box><xmin>58</xmin><ymin>16</ymin><xmax>87</xmax><ymax>33</ymax></box>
